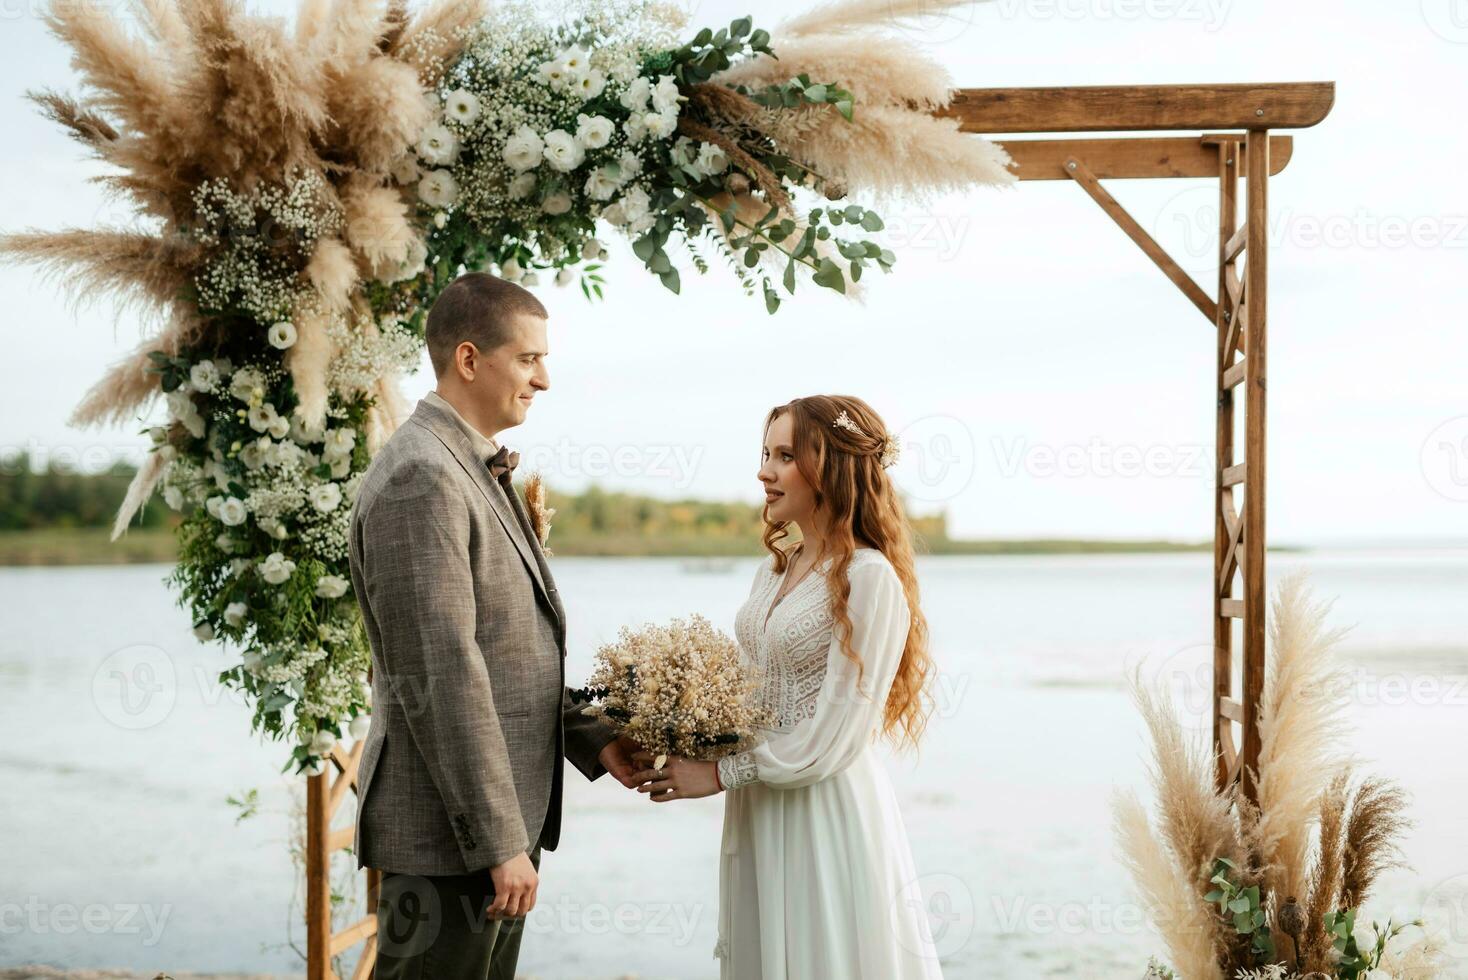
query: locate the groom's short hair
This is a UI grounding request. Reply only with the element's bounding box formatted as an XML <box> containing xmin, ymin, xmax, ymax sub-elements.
<box><xmin>426</xmin><ymin>272</ymin><xmax>547</xmax><ymax>377</ymax></box>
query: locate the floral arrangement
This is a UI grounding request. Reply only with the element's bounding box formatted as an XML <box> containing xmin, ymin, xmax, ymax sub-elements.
<box><xmin>3</xmin><ymin>0</ymin><xmax>1012</xmax><ymax>774</ymax></box>
<box><xmin>1116</xmin><ymin>573</ymin><xmax>1445</xmax><ymax>979</ymax></box>
<box><xmin>571</xmin><ymin>615</ymin><xmax>770</xmax><ymax>769</ymax></box>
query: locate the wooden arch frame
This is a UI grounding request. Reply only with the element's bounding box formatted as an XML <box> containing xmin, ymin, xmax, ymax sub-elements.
<box><xmin>304</xmin><ymin>80</ymin><xmax>1337</xmax><ymax>979</ymax></box>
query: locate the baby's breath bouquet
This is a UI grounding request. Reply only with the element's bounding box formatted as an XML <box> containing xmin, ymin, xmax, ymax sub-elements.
<box><xmin>573</xmin><ymin>615</ymin><xmax>770</xmax><ymax>768</ymax></box>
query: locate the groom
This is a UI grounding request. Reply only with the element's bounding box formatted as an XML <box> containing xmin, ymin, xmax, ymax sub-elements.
<box><xmin>347</xmin><ymin>272</ymin><xmax>641</xmax><ymax>979</ymax></box>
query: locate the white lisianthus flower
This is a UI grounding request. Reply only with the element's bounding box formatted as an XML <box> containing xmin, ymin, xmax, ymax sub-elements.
<box><xmin>508</xmin><ymin>172</ymin><xmax>537</xmax><ymax>199</ymax></box>
<box><xmin>267</xmin><ymin>415</ymin><xmax>290</xmax><ymax>441</ymax></box>
<box><xmin>616</xmin><ymin>151</ymin><xmax>642</xmax><ymax>182</ymax></box>
<box><xmin>619</xmin><ymin>185</ymin><xmax>652</xmax><ymax>223</ymax></box>
<box><xmin>229</xmin><ymin>367</ymin><xmax>265</xmax><ymax>404</ymax></box>
<box><xmin>315</xmin><ymin>574</ymin><xmax>350</xmax><ymax>599</ymax></box>
<box><xmin>344</xmin><ymin>472</ymin><xmax>366</xmax><ymax>502</ymax></box>
<box><xmin>541</xmin><ymin>129</ymin><xmax>584</xmax><ymax>172</ymax></box>
<box><xmin>584</xmin><ymin>166</ymin><xmax>621</xmax><ymax>201</ymax></box>
<box><xmin>206</xmin><ymin>495</ymin><xmax>224</xmax><ymax>519</ymax></box>
<box><xmin>242</xmin><ymin>649</ymin><xmax>263</xmax><ymax>674</ymax></box>
<box><xmin>500</xmin><ymin>257</ymin><xmax>523</xmax><ymax>281</ymax></box>
<box><xmin>323</xmin><ymin>427</ymin><xmax>356</xmax><ymax>460</ymax></box>
<box><xmin>444</xmin><ymin>88</ymin><xmax>481</xmax><ymax>125</ymax></box>
<box><xmin>247</xmin><ymin>402</ymin><xmax>278</xmax><ymax>434</ymax></box>
<box><xmin>260</xmin><ymin>551</ymin><xmax>296</xmax><ymax>585</ymax></box>
<box><xmin>223</xmin><ymin>602</ymin><xmax>248</xmax><ymax>628</ymax></box>
<box><xmin>670</xmin><ymin>136</ymin><xmax>696</xmax><ymax>168</ymax></box>
<box><xmin>267</xmin><ymin>321</ymin><xmax>297</xmax><ymax>350</ymax></box>
<box><xmin>309</xmin><ymin>729</ymin><xmax>336</xmax><ymax>756</ymax></box>
<box><xmin>417</xmin><ymin>122</ymin><xmax>459</xmax><ymax>166</ymax></box>
<box><xmin>619</xmin><ymin>76</ymin><xmax>651</xmax><ymax>111</ymax></box>
<box><xmin>433</xmin><ymin>211</ymin><xmax>447</xmax><ymax>229</ymax></box>
<box><xmin>651</xmin><ymin>74</ymin><xmax>682</xmax><ymax>114</ymax></box>
<box><xmin>163</xmin><ymin>485</ymin><xmax>185</xmax><ymax>510</ymax></box>
<box><xmin>289</xmin><ymin>411</ymin><xmax>324</xmax><ymax>446</ymax></box>
<box><xmin>575</xmin><ymin>113</ymin><xmax>613</xmax><ymax>150</ymax></box>
<box><xmin>390</xmin><ymin>154</ymin><xmax>421</xmax><ymax>185</ymax></box>
<box><xmin>583</xmin><ymin>238</ymin><xmax>604</xmax><ymax>260</ymax></box>
<box><xmin>309</xmin><ymin>482</ymin><xmax>343</xmax><ymax>513</ymax></box>
<box><xmin>214</xmin><ymin>533</ymin><xmax>234</xmax><ymax>553</ymax></box>
<box><xmin>643</xmin><ymin>110</ymin><xmax>676</xmax><ymax>140</ymax></box>
<box><xmin>418</xmin><ymin>169</ymin><xmax>459</xmax><ymax>208</ymax></box>
<box><xmin>193</xmin><ymin>622</ymin><xmax>215</xmax><ymax>641</ymax></box>
<box><xmin>559</xmin><ymin>45</ymin><xmax>591</xmax><ymax>78</ymax></box>
<box><xmin>502</xmin><ymin>125</ymin><xmax>545</xmax><ymax>172</ymax></box>
<box><xmin>541</xmin><ymin>192</ymin><xmax>572</xmax><ymax>215</ymax></box>
<box><xmin>623</xmin><ymin>112</ymin><xmax>648</xmax><ymax>143</ymax></box>
<box><xmin>537</xmin><ymin>57</ymin><xmax>570</xmax><ymax>90</ymax></box>
<box><xmin>696</xmin><ymin>141</ymin><xmax>730</xmax><ymax>176</ymax></box>
<box><xmin>555</xmin><ymin>267</ymin><xmax>575</xmax><ymax>286</ymax></box>
<box><xmin>349</xmin><ymin>714</ymin><xmax>372</xmax><ymax>740</ymax></box>
<box><xmin>239</xmin><ymin>439</ymin><xmax>267</xmax><ymax>470</ymax></box>
<box><xmin>217</xmin><ymin>497</ymin><xmax>248</xmax><ymax>527</ymax></box>
<box><xmin>329</xmin><ymin>454</ymin><xmax>352</xmax><ymax>479</ymax></box>
<box><xmin>576</xmin><ymin>69</ymin><xmax>607</xmax><ymax>101</ymax></box>
<box><xmin>189</xmin><ymin>360</ymin><xmax>220</xmax><ymax>392</ymax></box>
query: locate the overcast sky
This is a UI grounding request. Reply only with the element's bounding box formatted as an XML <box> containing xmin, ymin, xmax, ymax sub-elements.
<box><xmin>2</xmin><ymin>0</ymin><xmax>1465</xmax><ymax>545</ymax></box>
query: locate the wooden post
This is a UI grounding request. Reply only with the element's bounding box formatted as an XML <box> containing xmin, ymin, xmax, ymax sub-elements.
<box><xmin>1212</xmin><ymin>135</ymin><xmax>1242</xmax><ymax>794</ymax></box>
<box><xmin>306</xmin><ymin>770</ymin><xmax>332</xmax><ymax>980</ymax></box>
<box><xmin>1240</xmin><ymin>129</ymin><xmax>1269</xmax><ymax>806</ymax></box>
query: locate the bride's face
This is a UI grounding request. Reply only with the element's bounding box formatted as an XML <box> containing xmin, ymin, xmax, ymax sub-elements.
<box><xmin>758</xmin><ymin>412</ymin><xmax>815</xmax><ymax>525</ymax></box>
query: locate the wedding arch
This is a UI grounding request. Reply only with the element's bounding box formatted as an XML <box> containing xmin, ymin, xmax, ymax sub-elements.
<box><xmin>0</xmin><ymin>0</ymin><xmax>1335</xmax><ymax>972</ymax></box>
<box><xmin>296</xmin><ymin>79</ymin><xmax>1334</xmax><ymax>979</ymax></box>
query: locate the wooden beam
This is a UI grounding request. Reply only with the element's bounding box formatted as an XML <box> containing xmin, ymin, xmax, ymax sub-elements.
<box><xmin>1213</xmin><ymin>136</ymin><xmax>1240</xmax><ymax>794</ymax></box>
<box><xmin>1062</xmin><ymin>157</ymin><xmax>1217</xmax><ymax>323</ymax></box>
<box><xmin>999</xmin><ymin>135</ymin><xmax>1293</xmax><ymax>181</ymax></box>
<box><xmin>939</xmin><ymin>82</ymin><xmax>1335</xmax><ymax>133</ymax></box>
<box><xmin>306</xmin><ymin>771</ymin><xmax>331</xmax><ymax>980</ymax></box>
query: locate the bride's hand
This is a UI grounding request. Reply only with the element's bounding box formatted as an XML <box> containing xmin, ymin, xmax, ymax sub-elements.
<box><xmin>632</xmin><ymin>754</ymin><xmax>722</xmax><ymax>802</ymax></box>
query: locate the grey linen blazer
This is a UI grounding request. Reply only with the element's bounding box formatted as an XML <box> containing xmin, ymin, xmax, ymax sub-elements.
<box><xmin>347</xmin><ymin>397</ymin><xmax>617</xmax><ymax>875</ymax></box>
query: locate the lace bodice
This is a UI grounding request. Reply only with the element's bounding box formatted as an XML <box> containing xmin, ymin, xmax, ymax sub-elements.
<box><xmin>718</xmin><ymin>548</ymin><xmax>900</xmax><ymax>791</ymax></box>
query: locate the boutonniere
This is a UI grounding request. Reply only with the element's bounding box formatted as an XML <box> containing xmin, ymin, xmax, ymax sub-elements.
<box><xmin>524</xmin><ymin>471</ymin><xmax>555</xmax><ymax>557</ymax></box>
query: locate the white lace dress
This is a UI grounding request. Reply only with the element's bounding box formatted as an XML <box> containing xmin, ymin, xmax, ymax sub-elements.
<box><xmin>713</xmin><ymin>548</ymin><xmax>944</xmax><ymax>979</ymax></box>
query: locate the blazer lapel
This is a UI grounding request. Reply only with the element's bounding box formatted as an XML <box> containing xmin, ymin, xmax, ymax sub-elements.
<box><xmin>409</xmin><ymin>401</ymin><xmax>556</xmax><ymax>619</ymax></box>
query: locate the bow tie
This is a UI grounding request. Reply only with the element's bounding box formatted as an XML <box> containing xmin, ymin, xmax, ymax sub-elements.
<box><xmin>487</xmin><ymin>444</ymin><xmax>520</xmax><ymax>483</ymax></box>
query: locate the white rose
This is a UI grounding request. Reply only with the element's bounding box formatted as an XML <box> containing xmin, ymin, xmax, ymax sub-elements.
<box><xmin>541</xmin><ymin>192</ymin><xmax>572</xmax><ymax>215</ymax></box>
<box><xmin>583</xmin><ymin>166</ymin><xmax>620</xmax><ymax>201</ymax></box>
<box><xmin>267</xmin><ymin>321</ymin><xmax>297</xmax><ymax>350</ymax></box>
<box><xmin>390</xmin><ymin>154</ymin><xmax>421</xmax><ymax>185</ymax></box>
<box><xmin>223</xmin><ymin>602</ymin><xmax>248</xmax><ymax>628</ymax></box>
<box><xmin>417</xmin><ymin>122</ymin><xmax>459</xmax><ymax>166</ymax></box>
<box><xmin>619</xmin><ymin>76</ymin><xmax>651</xmax><ymax>111</ymax></box>
<box><xmin>583</xmin><ymin>238</ymin><xmax>604</xmax><ymax>260</ymax></box>
<box><xmin>541</xmin><ymin>129</ymin><xmax>585</xmax><ymax>172</ymax></box>
<box><xmin>696</xmin><ymin>141</ymin><xmax>730</xmax><ymax>176</ymax></box>
<box><xmin>315</xmin><ymin>574</ymin><xmax>350</xmax><ymax>599</ymax></box>
<box><xmin>242</xmin><ymin>649</ymin><xmax>263</xmax><ymax>675</ymax></box>
<box><xmin>309</xmin><ymin>482</ymin><xmax>343</xmax><ymax>513</ymax></box>
<box><xmin>193</xmin><ymin>621</ymin><xmax>215</xmax><ymax>642</ymax></box>
<box><xmin>502</xmin><ymin>125</ymin><xmax>544</xmax><ymax>172</ymax></box>
<box><xmin>643</xmin><ymin>109</ymin><xmax>676</xmax><ymax>140</ymax></box>
<box><xmin>217</xmin><ymin>497</ymin><xmax>248</xmax><ymax>527</ymax></box>
<box><xmin>260</xmin><ymin>551</ymin><xmax>296</xmax><ymax>585</ymax></box>
<box><xmin>189</xmin><ymin>360</ymin><xmax>220</xmax><ymax>392</ymax></box>
<box><xmin>575</xmin><ymin>68</ymin><xmax>607</xmax><ymax>101</ymax></box>
<box><xmin>444</xmin><ymin>88</ymin><xmax>481</xmax><ymax>125</ymax></box>
<box><xmin>163</xmin><ymin>485</ymin><xmax>185</xmax><ymax>510</ymax></box>
<box><xmin>349</xmin><ymin>714</ymin><xmax>372</xmax><ymax>740</ymax></box>
<box><xmin>619</xmin><ymin>185</ymin><xmax>651</xmax><ymax>222</ymax></box>
<box><xmin>418</xmin><ymin>169</ymin><xmax>459</xmax><ymax>209</ymax></box>
<box><xmin>575</xmin><ymin>113</ymin><xmax>613</xmax><ymax>149</ymax></box>
<box><xmin>555</xmin><ymin>267</ymin><xmax>575</xmax><ymax>286</ymax></box>
<box><xmin>309</xmin><ymin>729</ymin><xmax>336</xmax><ymax>756</ymax></box>
<box><xmin>214</xmin><ymin>533</ymin><xmax>234</xmax><ymax>553</ymax></box>
<box><xmin>258</xmin><ymin>517</ymin><xmax>289</xmax><ymax>540</ymax></box>
<box><xmin>205</xmin><ymin>495</ymin><xmax>224</xmax><ymax>519</ymax></box>
<box><xmin>239</xmin><ymin>439</ymin><xmax>267</xmax><ymax>470</ymax></box>
<box><xmin>651</xmin><ymin>74</ymin><xmax>682</xmax><ymax>114</ymax></box>
<box><xmin>508</xmin><ymin>172</ymin><xmax>537</xmax><ymax>199</ymax></box>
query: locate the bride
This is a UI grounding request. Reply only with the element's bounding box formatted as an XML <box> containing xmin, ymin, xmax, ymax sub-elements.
<box><xmin>631</xmin><ymin>394</ymin><xmax>944</xmax><ymax>978</ymax></box>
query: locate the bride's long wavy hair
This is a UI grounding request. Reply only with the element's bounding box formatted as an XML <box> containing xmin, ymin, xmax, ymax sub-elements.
<box><xmin>760</xmin><ymin>395</ymin><xmax>934</xmax><ymax>750</ymax></box>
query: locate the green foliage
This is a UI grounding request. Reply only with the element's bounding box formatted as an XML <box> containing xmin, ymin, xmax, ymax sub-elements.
<box><xmin>226</xmin><ymin>788</ymin><xmax>260</xmax><ymax>824</ymax></box>
<box><xmin>1206</xmin><ymin>857</ymin><xmax>1275</xmax><ymax>962</ymax></box>
<box><xmin>0</xmin><ymin>453</ymin><xmax>175</xmax><ymax>531</ymax></box>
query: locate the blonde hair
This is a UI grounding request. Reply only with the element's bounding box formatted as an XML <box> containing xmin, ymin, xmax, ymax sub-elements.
<box><xmin>760</xmin><ymin>394</ymin><xmax>934</xmax><ymax>750</ymax></box>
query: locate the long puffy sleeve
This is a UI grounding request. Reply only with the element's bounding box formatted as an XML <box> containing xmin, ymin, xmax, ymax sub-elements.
<box><xmin>718</xmin><ymin>557</ymin><xmax>910</xmax><ymax>791</ymax></box>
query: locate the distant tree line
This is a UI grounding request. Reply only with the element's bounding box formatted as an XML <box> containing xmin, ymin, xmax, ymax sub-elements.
<box><xmin>0</xmin><ymin>454</ymin><xmax>174</xmax><ymax>531</ymax></box>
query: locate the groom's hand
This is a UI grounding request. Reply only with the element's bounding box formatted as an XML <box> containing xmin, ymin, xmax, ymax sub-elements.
<box><xmin>487</xmin><ymin>851</ymin><xmax>538</xmax><ymax>919</ymax></box>
<box><xmin>598</xmin><ymin>735</ymin><xmax>644</xmax><ymax>789</ymax></box>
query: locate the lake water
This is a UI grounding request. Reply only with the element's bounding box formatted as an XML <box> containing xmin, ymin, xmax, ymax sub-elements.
<box><xmin>2</xmin><ymin>552</ymin><xmax>1466</xmax><ymax>979</ymax></box>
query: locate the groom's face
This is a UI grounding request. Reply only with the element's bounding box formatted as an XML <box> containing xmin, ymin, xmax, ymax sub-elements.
<box><xmin>467</xmin><ymin>311</ymin><xmax>550</xmax><ymax>434</ymax></box>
